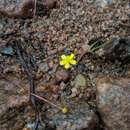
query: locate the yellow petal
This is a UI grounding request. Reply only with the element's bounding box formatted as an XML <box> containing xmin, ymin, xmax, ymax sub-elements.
<box><xmin>61</xmin><ymin>55</ymin><xmax>66</xmax><ymax>60</ymax></box>
<box><xmin>60</xmin><ymin>60</ymin><xmax>65</xmax><ymax>65</ymax></box>
<box><xmin>69</xmin><ymin>53</ymin><xmax>74</xmax><ymax>59</ymax></box>
<box><xmin>65</xmin><ymin>56</ymin><xmax>70</xmax><ymax>62</ymax></box>
<box><xmin>70</xmin><ymin>60</ymin><xmax>77</xmax><ymax>65</ymax></box>
<box><xmin>64</xmin><ymin>63</ymin><xmax>70</xmax><ymax>69</ymax></box>
<box><xmin>62</xmin><ymin>107</ymin><xmax>68</xmax><ymax>114</ymax></box>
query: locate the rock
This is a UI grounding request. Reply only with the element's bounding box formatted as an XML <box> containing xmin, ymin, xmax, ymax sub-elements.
<box><xmin>24</xmin><ymin>123</ymin><xmax>38</xmax><ymax>130</ymax></box>
<box><xmin>0</xmin><ymin>76</ymin><xmax>29</xmax><ymax>111</ymax></box>
<box><xmin>70</xmin><ymin>87</ymin><xmax>79</xmax><ymax>98</ymax></box>
<box><xmin>0</xmin><ymin>0</ymin><xmax>35</xmax><ymax>18</ymax></box>
<box><xmin>102</xmin><ymin>37</ymin><xmax>130</xmax><ymax>63</ymax></box>
<box><xmin>42</xmin><ymin>0</ymin><xmax>57</xmax><ymax>9</ymax></box>
<box><xmin>38</xmin><ymin>62</ymin><xmax>49</xmax><ymax>73</ymax></box>
<box><xmin>48</xmin><ymin>60</ymin><xmax>54</xmax><ymax>69</ymax></box>
<box><xmin>74</xmin><ymin>74</ymin><xmax>86</xmax><ymax>87</ymax></box>
<box><xmin>55</xmin><ymin>69</ymin><xmax>69</xmax><ymax>83</ymax></box>
<box><xmin>96</xmin><ymin>77</ymin><xmax>130</xmax><ymax>130</ymax></box>
<box><xmin>0</xmin><ymin>0</ymin><xmax>57</xmax><ymax>18</ymax></box>
<box><xmin>0</xmin><ymin>46</ymin><xmax>14</xmax><ymax>56</ymax></box>
<box><xmin>0</xmin><ymin>73</ymin><xmax>51</xmax><ymax>130</ymax></box>
<box><xmin>50</xmin><ymin>101</ymin><xmax>99</xmax><ymax>130</ymax></box>
<box><xmin>60</xmin><ymin>82</ymin><xmax>66</xmax><ymax>90</ymax></box>
<box><xmin>0</xmin><ymin>75</ymin><xmax>30</xmax><ymax>130</ymax></box>
<box><xmin>84</xmin><ymin>88</ymin><xmax>96</xmax><ymax>101</ymax></box>
<box><xmin>95</xmin><ymin>0</ymin><xmax>113</xmax><ymax>8</ymax></box>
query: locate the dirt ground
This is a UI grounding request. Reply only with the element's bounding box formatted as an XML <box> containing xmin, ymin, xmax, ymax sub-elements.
<box><xmin>0</xmin><ymin>0</ymin><xmax>130</xmax><ymax>130</ymax></box>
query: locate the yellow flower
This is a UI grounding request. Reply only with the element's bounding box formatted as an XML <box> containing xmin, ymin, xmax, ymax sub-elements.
<box><xmin>60</xmin><ymin>53</ymin><xmax>77</xmax><ymax>69</ymax></box>
<box><xmin>62</xmin><ymin>107</ymin><xmax>68</xmax><ymax>114</ymax></box>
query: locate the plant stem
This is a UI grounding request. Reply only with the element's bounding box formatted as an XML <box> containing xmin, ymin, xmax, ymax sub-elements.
<box><xmin>31</xmin><ymin>93</ymin><xmax>63</xmax><ymax>110</ymax></box>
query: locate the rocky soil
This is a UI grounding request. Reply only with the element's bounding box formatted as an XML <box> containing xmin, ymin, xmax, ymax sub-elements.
<box><xmin>96</xmin><ymin>77</ymin><xmax>130</xmax><ymax>130</ymax></box>
<box><xmin>0</xmin><ymin>0</ymin><xmax>130</xmax><ymax>130</ymax></box>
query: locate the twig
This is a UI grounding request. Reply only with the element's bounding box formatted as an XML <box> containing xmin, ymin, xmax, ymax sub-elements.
<box><xmin>15</xmin><ymin>40</ymin><xmax>39</xmax><ymax>130</ymax></box>
<box><xmin>31</xmin><ymin>93</ymin><xmax>63</xmax><ymax>110</ymax></box>
<box><xmin>33</xmin><ymin>0</ymin><xmax>37</xmax><ymax>17</ymax></box>
<box><xmin>0</xmin><ymin>31</ymin><xmax>17</xmax><ymax>38</ymax></box>
<box><xmin>119</xmin><ymin>22</ymin><xmax>130</xmax><ymax>28</ymax></box>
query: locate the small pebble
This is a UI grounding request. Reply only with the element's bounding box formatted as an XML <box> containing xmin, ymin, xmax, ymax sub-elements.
<box><xmin>38</xmin><ymin>62</ymin><xmax>49</xmax><ymax>73</ymax></box>
<box><xmin>48</xmin><ymin>60</ymin><xmax>54</xmax><ymax>69</ymax></box>
<box><xmin>70</xmin><ymin>87</ymin><xmax>78</xmax><ymax>98</ymax></box>
<box><xmin>60</xmin><ymin>82</ymin><xmax>66</xmax><ymax>90</ymax></box>
<box><xmin>74</xmin><ymin>74</ymin><xmax>86</xmax><ymax>87</ymax></box>
<box><xmin>55</xmin><ymin>69</ymin><xmax>69</xmax><ymax>82</ymax></box>
<box><xmin>0</xmin><ymin>46</ymin><xmax>14</xmax><ymax>56</ymax></box>
<box><xmin>95</xmin><ymin>0</ymin><xmax>113</xmax><ymax>8</ymax></box>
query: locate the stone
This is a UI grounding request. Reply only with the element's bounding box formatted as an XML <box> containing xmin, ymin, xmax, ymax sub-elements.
<box><xmin>42</xmin><ymin>0</ymin><xmax>57</xmax><ymax>9</ymax></box>
<box><xmin>96</xmin><ymin>77</ymin><xmax>130</xmax><ymax>130</ymax></box>
<box><xmin>70</xmin><ymin>87</ymin><xmax>79</xmax><ymax>98</ymax></box>
<box><xmin>0</xmin><ymin>0</ymin><xmax>35</xmax><ymax>18</ymax></box>
<box><xmin>74</xmin><ymin>74</ymin><xmax>86</xmax><ymax>87</ymax></box>
<box><xmin>0</xmin><ymin>46</ymin><xmax>14</xmax><ymax>56</ymax></box>
<box><xmin>38</xmin><ymin>62</ymin><xmax>49</xmax><ymax>73</ymax></box>
<box><xmin>0</xmin><ymin>75</ymin><xmax>30</xmax><ymax>130</ymax></box>
<box><xmin>55</xmin><ymin>69</ymin><xmax>69</xmax><ymax>83</ymax></box>
<box><xmin>0</xmin><ymin>0</ymin><xmax>57</xmax><ymax>18</ymax></box>
<box><xmin>50</xmin><ymin>101</ymin><xmax>99</xmax><ymax>130</ymax></box>
<box><xmin>95</xmin><ymin>0</ymin><xmax>113</xmax><ymax>8</ymax></box>
<box><xmin>60</xmin><ymin>82</ymin><xmax>66</xmax><ymax>90</ymax></box>
<box><xmin>102</xmin><ymin>37</ymin><xmax>130</xmax><ymax>63</ymax></box>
